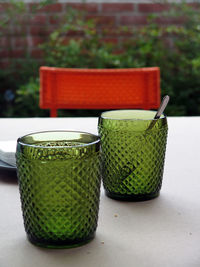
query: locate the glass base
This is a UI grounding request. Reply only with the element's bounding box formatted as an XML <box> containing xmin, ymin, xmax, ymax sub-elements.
<box><xmin>27</xmin><ymin>234</ymin><xmax>95</xmax><ymax>249</ymax></box>
<box><xmin>105</xmin><ymin>190</ymin><xmax>160</xmax><ymax>201</ymax></box>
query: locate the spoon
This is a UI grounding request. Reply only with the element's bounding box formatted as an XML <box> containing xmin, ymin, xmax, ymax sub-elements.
<box><xmin>147</xmin><ymin>95</ymin><xmax>170</xmax><ymax>131</ymax></box>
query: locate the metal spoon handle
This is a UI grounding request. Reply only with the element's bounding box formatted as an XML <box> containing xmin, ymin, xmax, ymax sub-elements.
<box><xmin>147</xmin><ymin>95</ymin><xmax>170</xmax><ymax>131</ymax></box>
<box><xmin>154</xmin><ymin>95</ymin><xmax>170</xmax><ymax>119</ymax></box>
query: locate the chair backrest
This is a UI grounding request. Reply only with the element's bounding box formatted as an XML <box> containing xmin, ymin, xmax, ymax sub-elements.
<box><xmin>39</xmin><ymin>66</ymin><xmax>161</xmax><ymax>117</ymax></box>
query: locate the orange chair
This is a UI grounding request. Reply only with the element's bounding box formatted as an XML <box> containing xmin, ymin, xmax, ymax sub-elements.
<box><xmin>39</xmin><ymin>66</ymin><xmax>161</xmax><ymax>117</ymax></box>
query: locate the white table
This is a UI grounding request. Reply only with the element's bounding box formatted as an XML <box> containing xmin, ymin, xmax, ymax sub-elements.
<box><xmin>0</xmin><ymin>117</ymin><xmax>200</xmax><ymax>267</ymax></box>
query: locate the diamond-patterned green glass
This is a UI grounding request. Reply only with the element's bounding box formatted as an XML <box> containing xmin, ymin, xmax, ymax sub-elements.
<box><xmin>16</xmin><ymin>131</ymin><xmax>101</xmax><ymax>248</ymax></box>
<box><xmin>98</xmin><ymin>110</ymin><xmax>168</xmax><ymax>201</ymax></box>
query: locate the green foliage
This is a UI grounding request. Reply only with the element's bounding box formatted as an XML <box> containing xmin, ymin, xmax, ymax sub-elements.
<box><xmin>1</xmin><ymin>2</ymin><xmax>200</xmax><ymax>117</ymax></box>
<box><xmin>0</xmin><ymin>0</ymin><xmax>26</xmax><ymax>29</ymax></box>
<box><xmin>0</xmin><ymin>0</ymin><xmax>56</xmax><ymax>117</ymax></box>
<box><xmin>0</xmin><ymin>58</ymin><xmax>41</xmax><ymax>117</ymax></box>
<box><xmin>14</xmin><ymin>78</ymin><xmax>48</xmax><ymax>117</ymax></box>
<box><xmin>0</xmin><ymin>0</ymin><xmax>56</xmax><ymax>30</ymax></box>
<box><xmin>40</xmin><ymin>8</ymin><xmax>121</xmax><ymax>69</ymax></box>
<box><xmin>39</xmin><ymin>4</ymin><xmax>200</xmax><ymax>116</ymax></box>
<box><xmin>1</xmin><ymin>77</ymin><xmax>48</xmax><ymax>118</ymax></box>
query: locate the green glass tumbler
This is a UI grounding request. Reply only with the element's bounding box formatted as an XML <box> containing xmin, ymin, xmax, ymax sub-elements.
<box><xmin>98</xmin><ymin>110</ymin><xmax>168</xmax><ymax>201</ymax></box>
<box><xmin>16</xmin><ymin>131</ymin><xmax>101</xmax><ymax>248</ymax></box>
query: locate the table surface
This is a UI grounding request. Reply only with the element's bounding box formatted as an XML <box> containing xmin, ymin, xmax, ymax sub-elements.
<box><xmin>0</xmin><ymin>117</ymin><xmax>200</xmax><ymax>267</ymax></box>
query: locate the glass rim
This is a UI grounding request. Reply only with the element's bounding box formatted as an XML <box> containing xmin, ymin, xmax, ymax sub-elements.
<box><xmin>17</xmin><ymin>130</ymin><xmax>100</xmax><ymax>149</ymax></box>
<box><xmin>100</xmin><ymin>109</ymin><xmax>167</xmax><ymax>121</ymax></box>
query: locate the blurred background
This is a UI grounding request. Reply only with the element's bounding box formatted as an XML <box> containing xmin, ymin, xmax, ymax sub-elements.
<box><xmin>0</xmin><ymin>0</ymin><xmax>200</xmax><ymax>117</ymax></box>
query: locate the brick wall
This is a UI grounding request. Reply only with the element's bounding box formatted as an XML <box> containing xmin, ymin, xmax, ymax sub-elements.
<box><xmin>0</xmin><ymin>2</ymin><xmax>197</xmax><ymax>68</ymax></box>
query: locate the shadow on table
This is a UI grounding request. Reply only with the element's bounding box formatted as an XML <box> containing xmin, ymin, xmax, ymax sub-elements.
<box><xmin>0</xmin><ymin>169</ymin><xmax>18</xmax><ymax>185</ymax></box>
<box><xmin>25</xmin><ymin>234</ymin><xmax>115</xmax><ymax>265</ymax></box>
<box><xmin>103</xmin><ymin>192</ymin><xmax>179</xmax><ymax>219</ymax></box>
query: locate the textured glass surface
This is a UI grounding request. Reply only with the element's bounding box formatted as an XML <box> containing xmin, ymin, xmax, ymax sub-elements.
<box><xmin>98</xmin><ymin>110</ymin><xmax>168</xmax><ymax>201</ymax></box>
<box><xmin>16</xmin><ymin>131</ymin><xmax>101</xmax><ymax>248</ymax></box>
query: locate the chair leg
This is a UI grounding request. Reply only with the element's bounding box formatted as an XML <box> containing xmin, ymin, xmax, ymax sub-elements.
<box><xmin>50</xmin><ymin>109</ymin><xmax>57</xmax><ymax>117</ymax></box>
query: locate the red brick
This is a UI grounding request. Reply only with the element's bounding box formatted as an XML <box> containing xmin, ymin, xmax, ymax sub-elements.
<box><xmin>11</xmin><ymin>25</ymin><xmax>27</xmax><ymax>36</ymax></box>
<box><xmin>0</xmin><ymin>60</ymin><xmax>10</xmax><ymax>69</ymax></box>
<box><xmin>28</xmin><ymin>3</ymin><xmax>37</xmax><ymax>12</ymax></box>
<box><xmin>120</xmin><ymin>27</ymin><xmax>134</xmax><ymax>37</ymax></box>
<box><xmin>0</xmin><ymin>3</ymin><xmax>11</xmax><ymax>13</ymax></box>
<box><xmin>30</xmin><ymin>14</ymin><xmax>47</xmax><ymax>25</ymax></box>
<box><xmin>31</xmin><ymin>37</ymin><xmax>46</xmax><ymax>46</ymax></box>
<box><xmin>0</xmin><ymin>49</ymin><xmax>10</xmax><ymax>58</ymax></box>
<box><xmin>30</xmin><ymin>26</ymin><xmax>49</xmax><ymax>36</ymax></box>
<box><xmin>120</xmin><ymin>16</ymin><xmax>147</xmax><ymax>25</ymax></box>
<box><xmin>0</xmin><ymin>37</ymin><xmax>10</xmax><ymax>48</ymax></box>
<box><xmin>120</xmin><ymin>37</ymin><xmax>133</xmax><ymax>44</ymax></box>
<box><xmin>14</xmin><ymin>37</ymin><xmax>27</xmax><ymax>47</ymax></box>
<box><xmin>16</xmin><ymin>15</ymin><xmax>29</xmax><ymax>25</ymax></box>
<box><xmin>101</xmin><ymin>37</ymin><xmax>118</xmax><ymax>45</ymax></box>
<box><xmin>102</xmin><ymin>26</ymin><xmax>133</xmax><ymax>37</ymax></box>
<box><xmin>49</xmin><ymin>14</ymin><xmax>63</xmax><ymax>25</ymax></box>
<box><xmin>86</xmin><ymin>15</ymin><xmax>115</xmax><ymax>26</ymax></box>
<box><xmin>66</xmin><ymin>30</ymin><xmax>84</xmax><ymax>37</ymax></box>
<box><xmin>138</xmin><ymin>3</ymin><xmax>170</xmax><ymax>13</ymax></box>
<box><xmin>156</xmin><ymin>16</ymin><xmax>186</xmax><ymax>25</ymax></box>
<box><xmin>188</xmin><ymin>3</ymin><xmax>200</xmax><ymax>9</ymax></box>
<box><xmin>29</xmin><ymin>3</ymin><xmax>62</xmax><ymax>13</ymax></box>
<box><xmin>31</xmin><ymin>48</ymin><xmax>44</xmax><ymax>58</ymax></box>
<box><xmin>102</xmin><ymin>27</ymin><xmax>119</xmax><ymax>36</ymax></box>
<box><xmin>67</xmin><ymin>3</ymin><xmax>98</xmax><ymax>13</ymax></box>
<box><xmin>102</xmin><ymin>3</ymin><xmax>134</xmax><ymax>13</ymax></box>
<box><xmin>10</xmin><ymin>49</ymin><xmax>25</xmax><ymax>58</ymax></box>
<box><xmin>30</xmin><ymin>25</ymin><xmax>57</xmax><ymax>36</ymax></box>
<box><xmin>0</xmin><ymin>25</ymin><xmax>10</xmax><ymax>36</ymax></box>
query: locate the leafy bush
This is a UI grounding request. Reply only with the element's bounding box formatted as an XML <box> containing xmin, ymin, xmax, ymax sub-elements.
<box><xmin>13</xmin><ymin>78</ymin><xmax>49</xmax><ymax>117</ymax></box>
<box><xmin>1</xmin><ymin>2</ymin><xmax>200</xmax><ymax>117</ymax></box>
<box><xmin>40</xmin><ymin>8</ymin><xmax>121</xmax><ymax>69</ymax></box>
<box><xmin>0</xmin><ymin>58</ymin><xmax>42</xmax><ymax>117</ymax></box>
<box><xmin>0</xmin><ymin>0</ymin><xmax>56</xmax><ymax>117</ymax></box>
